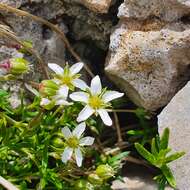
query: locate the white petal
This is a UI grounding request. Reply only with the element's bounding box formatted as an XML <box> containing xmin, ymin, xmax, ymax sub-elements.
<box><xmin>79</xmin><ymin>137</ymin><xmax>95</xmax><ymax>146</ymax></box>
<box><xmin>77</xmin><ymin>105</ymin><xmax>94</xmax><ymax>122</ymax></box>
<box><xmin>48</xmin><ymin>63</ymin><xmax>64</xmax><ymax>74</ymax></box>
<box><xmin>53</xmin><ymin>78</ymin><xmax>61</xmax><ymax>85</ymax></box>
<box><xmin>57</xmin><ymin>85</ymin><xmax>69</xmax><ymax>98</ymax></box>
<box><xmin>75</xmin><ymin>148</ymin><xmax>83</xmax><ymax>167</ymax></box>
<box><xmin>70</xmin><ymin>92</ymin><xmax>89</xmax><ymax>103</ymax></box>
<box><xmin>61</xmin><ymin>127</ymin><xmax>72</xmax><ymax>139</ymax></box>
<box><xmin>102</xmin><ymin>91</ymin><xmax>124</xmax><ymax>103</ymax></box>
<box><xmin>72</xmin><ymin>78</ymin><xmax>88</xmax><ymax>90</ymax></box>
<box><xmin>73</xmin><ymin>122</ymin><xmax>86</xmax><ymax>139</ymax></box>
<box><xmin>90</xmin><ymin>75</ymin><xmax>102</xmax><ymax>95</ymax></box>
<box><xmin>61</xmin><ymin>147</ymin><xmax>73</xmax><ymax>163</ymax></box>
<box><xmin>40</xmin><ymin>98</ymin><xmax>51</xmax><ymax>106</ymax></box>
<box><xmin>97</xmin><ymin>109</ymin><xmax>112</xmax><ymax>126</ymax></box>
<box><xmin>25</xmin><ymin>84</ymin><xmax>40</xmax><ymax>97</ymax></box>
<box><xmin>70</xmin><ymin>62</ymin><xmax>84</xmax><ymax>75</ymax></box>
<box><xmin>55</xmin><ymin>99</ymin><xmax>73</xmax><ymax>106</ymax></box>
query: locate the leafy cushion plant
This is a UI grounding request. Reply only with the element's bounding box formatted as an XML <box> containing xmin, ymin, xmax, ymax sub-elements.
<box><xmin>135</xmin><ymin>128</ymin><xmax>185</xmax><ymax>190</ymax></box>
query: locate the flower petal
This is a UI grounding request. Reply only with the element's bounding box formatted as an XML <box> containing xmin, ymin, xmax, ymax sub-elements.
<box><xmin>70</xmin><ymin>62</ymin><xmax>84</xmax><ymax>75</ymax></box>
<box><xmin>102</xmin><ymin>91</ymin><xmax>124</xmax><ymax>103</ymax></box>
<box><xmin>97</xmin><ymin>109</ymin><xmax>112</xmax><ymax>126</ymax></box>
<box><xmin>61</xmin><ymin>147</ymin><xmax>73</xmax><ymax>163</ymax></box>
<box><xmin>77</xmin><ymin>105</ymin><xmax>94</xmax><ymax>122</ymax></box>
<box><xmin>61</xmin><ymin>127</ymin><xmax>72</xmax><ymax>139</ymax></box>
<box><xmin>70</xmin><ymin>92</ymin><xmax>89</xmax><ymax>103</ymax></box>
<box><xmin>73</xmin><ymin>122</ymin><xmax>86</xmax><ymax>139</ymax></box>
<box><xmin>25</xmin><ymin>84</ymin><xmax>40</xmax><ymax>97</ymax></box>
<box><xmin>90</xmin><ymin>75</ymin><xmax>102</xmax><ymax>95</ymax></box>
<box><xmin>48</xmin><ymin>63</ymin><xmax>64</xmax><ymax>74</ymax></box>
<box><xmin>72</xmin><ymin>78</ymin><xmax>88</xmax><ymax>90</ymax></box>
<box><xmin>55</xmin><ymin>99</ymin><xmax>73</xmax><ymax>106</ymax></box>
<box><xmin>75</xmin><ymin>148</ymin><xmax>83</xmax><ymax>167</ymax></box>
<box><xmin>40</xmin><ymin>98</ymin><xmax>51</xmax><ymax>106</ymax></box>
<box><xmin>79</xmin><ymin>137</ymin><xmax>94</xmax><ymax>146</ymax></box>
<box><xmin>57</xmin><ymin>85</ymin><xmax>69</xmax><ymax>98</ymax></box>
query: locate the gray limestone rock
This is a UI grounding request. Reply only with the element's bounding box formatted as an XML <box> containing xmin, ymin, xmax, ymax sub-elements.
<box><xmin>158</xmin><ymin>81</ymin><xmax>190</xmax><ymax>190</ymax></box>
<box><xmin>105</xmin><ymin>21</ymin><xmax>190</xmax><ymax>111</ymax></box>
<box><xmin>118</xmin><ymin>0</ymin><xmax>190</xmax><ymax>22</ymax></box>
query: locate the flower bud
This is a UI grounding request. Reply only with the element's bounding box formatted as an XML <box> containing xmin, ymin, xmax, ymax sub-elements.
<box><xmin>51</xmin><ymin>137</ymin><xmax>64</xmax><ymax>148</ymax></box>
<box><xmin>95</xmin><ymin>164</ymin><xmax>115</xmax><ymax>180</ymax></box>
<box><xmin>88</xmin><ymin>173</ymin><xmax>103</xmax><ymax>185</ymax></box>
<box><xmin>39</xmin><ymin>80</ymin><xmax>59</xmax><ymax>97</ymax></box>
<box><xmin>40</xmin><ymin>98</ymin><xmax>55</xmax><ymax>110</ymax></box>
<box><xmin>9</xmin><ymin>58</ymin><xmax>29</xmax><ymax>75</ymax></box>
<box><xmin>74</xmin><ymin>179</ymin><xmax>93</xmax><ymax>190</ymax></box>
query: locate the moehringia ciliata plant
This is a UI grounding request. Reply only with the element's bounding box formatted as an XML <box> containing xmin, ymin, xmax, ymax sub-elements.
<box><xmin>6</xmin><ymin>61</ymin><xmax>124</xmax><ymax>167</ymax></box>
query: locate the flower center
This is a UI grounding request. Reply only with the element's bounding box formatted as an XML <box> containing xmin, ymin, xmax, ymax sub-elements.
<box><xmin>61</xmin><ymin>75</ymin><xmax>72</xmax><ymax>86</ymax></box>
<box><xmin>67</xmin><ymin>137</ymin><xmax>79</xmax><ymax>148</ymax></box>
<box><xmin>88</xmin><ymin>96</ymin><xmax>103</xmax><ymax>109</ymax></box>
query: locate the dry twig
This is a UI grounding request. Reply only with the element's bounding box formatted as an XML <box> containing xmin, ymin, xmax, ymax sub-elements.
<box><xmin>0</xmin><ymin>176</ymin><xmax>19</xmax><ymax>190</ymax></box>
<box><xmin>0</xmin><ymin>3</ymin><xmax>94</xmax><ymax>78</ymax></box>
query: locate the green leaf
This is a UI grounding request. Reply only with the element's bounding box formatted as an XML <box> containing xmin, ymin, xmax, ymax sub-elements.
<box><xmin>157</xmin><ymin>148</ymin><xmax>171</xmax><ymax>159</ymax></box>
<box><xmin>109</xmin><ymin>151</ymin><xmax>130</xmax><ymax>164</ymax></box>
<box><xmin>160</xmin><ymin>128</ymin><xmax>169</xmax><ymax>150</ymax></box>
<box><xmin>127</xmin><ymin>130</ymin><xmax>144</xmax><ymax>136</ymax></box>
<box><xmin>161</xmin><ymin>165</ymin><xmax>176</xmax><ymax>188</ymax></box>
<box><xmin>165</xmin><ymin>152</ymin><xmax>185</xmax><ymax>163</ymax></box>
<box><xmin>151</xmin><ymin>138</ymin><xmax>158</xmax><ymax>156</ymax></box>
<box><xmin>135</xmin><ymin>143</ymin><xmax>155</xmax><ymax>164</ymax></box>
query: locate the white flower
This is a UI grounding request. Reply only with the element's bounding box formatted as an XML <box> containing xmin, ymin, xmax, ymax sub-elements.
<box><xmin>48</xmin><ymin>62</ymin><xmax>88</xmax><ymax>90</ymax></box>
<box><xmin>40</xmin><ymin>85</ymin><xmax>73</xmax><ymax>108</ymax></box>
<box><xmin>61</xmin><ymin>122</ymin><xmax>94</xmax><ymax>167</ymax></box>
<box><xmin>70</xmin><ymin>75</ymin><xmax>124</xmax><ymax>126</ymax></box>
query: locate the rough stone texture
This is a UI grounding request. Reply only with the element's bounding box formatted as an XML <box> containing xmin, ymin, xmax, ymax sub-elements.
<box><xmin>158</xmin><ymin>81</ymin><xmax>190</xmax><ymax>190</ymax></box>
<box><xmin>0</xmin><ymin>0</ymin><xmax>67</xmax><ymax>66</ymax></box>
<box><xmin>118</xmin><ymin>0</ymin><xmax>190</xmax><ymax>22</ymax></box>
<box><xmin>112</xmin><ymin>163</ymin><xmax>173</xmax><ymax>190</ymax></box>
<box><xmin>112</xmin><ymin>177</ymin><xmax>173</xmax><ymax>190</ymax></box>
<box><xmin>105</xmin><ymin>21</ymin><xmax>190</xmax><ymax>111</ymax></box>
<box><xmin>70</xmin><ymin>0</ymin><xmax>112</xmax><ymax>13</ymax></box>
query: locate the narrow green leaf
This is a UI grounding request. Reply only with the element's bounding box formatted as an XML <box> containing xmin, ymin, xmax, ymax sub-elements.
<box><xmin>151</xmin><ymin>138</ymin><xmax>158</xmax><ymax>156</ymax></box>
<box><xmin>160</xmin><ymin>128</ymin><xmax>169</xmax><ymax>150</ymax></box>
<box><xmin>157</xmin><ymin>148</ymin><xmax>171</xmax><ymax>159</ymax></box>
<box><xmin>161</xmin><ymin>165</ymin><xmax>176</xmax><ymax>188</ymax></box>
<box><xmin>135</xmin><ymin>143</ymin><xmax>155</xmax><ymax>164</ymax></box>
<box><xmin>109</xmin><ymin>151</ymin><xmax>130</xmax><ymax>164</ymax></box>
<box><xmin>165</xmin><ymin>152</ymin><xmax>185</xmax><ymax>163</ymax></box>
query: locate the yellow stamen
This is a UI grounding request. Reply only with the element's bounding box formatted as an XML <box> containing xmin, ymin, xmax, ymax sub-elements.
<box><xmin>89</xmin><ymin>96</ymin><xmax>103</xmax><ymax>109</ymax></box>
<box><xmin>67</xmin><ymin>137</ymin><xmax>79</xmax><ymax>148</ymax></box>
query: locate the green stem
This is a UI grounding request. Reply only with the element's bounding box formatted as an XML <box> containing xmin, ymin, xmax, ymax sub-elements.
<box><xmin>52</xmin><ymin>106</ymin><xmax>64</xmax><ymax>117</ymax></box>
<box><xmin>107</xmin><ymin>109</ymin><xmax>136</xmax><ymax>113</ymax></box>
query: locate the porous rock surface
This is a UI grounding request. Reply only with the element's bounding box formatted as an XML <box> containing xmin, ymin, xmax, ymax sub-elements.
<box><xmin>118</xmin><ymin>0</ymin><xmax>190</xmax><ymax>22</ymax></box>
<box><xmin>106</xmin><ymin>0</ymin><xmax>190</xmax><ymax>111</ymax></box>
<box><xmin>69</xmin><ymin>0</ymin><xmax>112</xmax><ymax>13</ymax></box>
<box><xmin>158</xmin><ymin>81</ymin><xmax>190</xmax><ymax>190</ymax></box>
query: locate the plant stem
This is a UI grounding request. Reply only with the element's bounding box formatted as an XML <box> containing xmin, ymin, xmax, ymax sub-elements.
<box><xmin>113</xmin><ymin>112</ymin><xmax>123</xmax><ymax>144</ymax></box>
<box><xmin>0</xmin><ymin>24</ymin><xmax>49</xmax><ymax>79</ymax></box>
<box><xmin>0</xmin><ymin>3</ymin><xmax>94</xmax><ymax>78</ymax></box>
<box><xmin>28</xmin><ymin>109</ymin><xmax>44</xmax><ymax>128</ymax></box>
<box><xmin>107</xmin><ymin>109</ymin><xmax>136</xmax><ymax>113</ymax></box>
<box><xmin>52</xmin><ymin>105</ymin><xmax>64</xmax><ymax>117</ymax></box>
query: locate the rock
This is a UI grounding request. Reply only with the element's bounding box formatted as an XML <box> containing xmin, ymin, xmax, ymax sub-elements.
<box><xmin>71</xmin><ymin>0</ymin><xmax>112</xmax><ymax>13</ymax></box>
<box><xmin>112</xmin><ymin>163</ymin><xmax>173</xmax><ymax>190</ymax></box>
<box><xmin>158</xmin><ymin>81</ymin><xmax>190</xmax><ymax>190</ymax></box>
<box><xmin>105</xmin><ymin>21</ymin><xmax>190</xmax><ymax>111</ymax></box>
<box><xmin>0</xmin><ymin>0</ymin><xmax>67</xmax><ymax>80</ymax></box>
<box><xmin>118</xmin><ymin>0</ymin><xmax>190</xmax><ymax>22</ymax></box>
